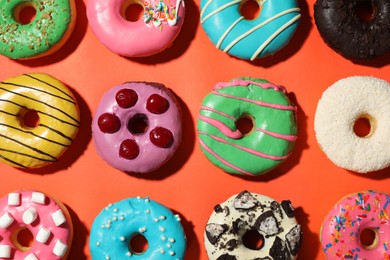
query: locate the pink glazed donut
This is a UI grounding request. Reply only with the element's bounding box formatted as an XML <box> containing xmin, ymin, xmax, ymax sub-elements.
<box><xmin>321</xmin><ymin>190</ymin><xmax>390</xmax><ymax>259</ymax></box>
<box><xmin>0</xmin><ymin>190</ymin><xmax>73</xmax><ymax>259</ymax></box>
<box><xmin>92</xmin><ymin>81</ymin><xmax>182</xmax><ymax>173</ymax></box>
<box><xmin>87</xmin><ymin>0</ymin><xmax>185</xmax><ymax>57</ymax></box>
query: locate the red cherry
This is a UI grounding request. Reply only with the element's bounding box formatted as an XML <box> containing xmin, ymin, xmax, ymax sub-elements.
<box><xmin>119</xmin><ymin>139</ymin><xmax>139</xmax><ymax>160</ymax></box>
<box><xmin>116</xmin><ymin>88</ymin><xmax>138</xmax><ymax>108</ymax></box>
<box><xmin>98</xmin><ymin>113</ymin><xmax>121</xmax><ymax>133</ymax></box>
<box><xmin>146</xmin><ymin>94</ymin><xmax>169</xmax><ymax>114</ymax></box>
<box><xmin>150</xmin><ymin>127</ymin><xmax>173</xmax><ymax>148</ymax></box>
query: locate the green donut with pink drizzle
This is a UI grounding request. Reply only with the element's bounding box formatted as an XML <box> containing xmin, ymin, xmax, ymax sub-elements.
<box><xmin>197</xmin><ymin>77</ymin><xmax>298</xmax><ymax>176</ymax></box>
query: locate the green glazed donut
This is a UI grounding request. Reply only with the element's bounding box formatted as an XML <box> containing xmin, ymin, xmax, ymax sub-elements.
<box><xmin>197</xmin><ymin>77</ymin><xmax>298</xmax><ymax>176</ymax></box>
<box><xmin>0</xmin><ymin>0</ymin><xmax>76</xmax><ymax>59</ymax></box>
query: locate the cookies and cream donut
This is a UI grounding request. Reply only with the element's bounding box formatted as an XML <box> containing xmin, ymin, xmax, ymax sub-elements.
<box><xmin>0</xmin><ymin>73</ymin><xmax>80</xmax><ymax>169</ymax></box>
<box><xmin>92</xmin><ymin>81</ymin><xmax>182</xmax><ymax>173</ymax></box>
<box><xmin>0</xmin><ymin>0</ymin><xmax>76</xmax><ymax>59</ymax></box>
<box><xmin>200</xmin><ymin>0</ymin><xmax>301</xmax><ymax>60</ymax></box>
<box><xmin>0</xmin><ymin>190</ymin><xmax>73</xmax><ymax>259</ymax></box>
<box><xmin>314</xmin><ymin>76</ymin><xmax>390</xmax><ymax>173</ymax></box>
<box><xmin>205</xmin><ymin>190</ymin><xmax>303</xmax><ymax>259</ymax></box>
<box><xmin>314</xmin><ymin>0</ymin><xmax>390</xmax><ymax>60</ymax></box>
<box><xmin>197</xmin><ymin>77</ymin><xmax>298</xmax><ymax>176</ymax></box>
<box><xmin>321</xmin><ymin>190</ymin><xmax>390</xmax><ymax>259</ymax></box>
<box><xmin>90</xmin><ymin>196</ymin><xmax>186</xmax><ymax>259</ymax></box>
<box><xmin>87</xmin><ymin>0</ymin><xmax>185</xmax><ymax>57</ymax></box>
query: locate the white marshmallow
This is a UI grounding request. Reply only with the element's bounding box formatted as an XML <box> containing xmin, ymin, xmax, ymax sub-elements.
<box><xmin>22</xmin><ymin>208</ymin><xmax>38</xmax><ymax>225</ymax></box>
<box><xmin>31</xmin><ymin>192</ymin><xmax>45</xmax><ymax>204</ymax></box>
<box><xmin>8</xmin><ymin>193</ymin><xmax>20</xmax><ymax>206</ymax></box>
<box><xmin>53</xmin><ymin>240</ymin><xmax>68</xmax><ymax>257</ymax></box>
<box><xmin>0</xmin><ymin>213</ymin><xmax>14</xmax><ymax>229</ymax></box>
<box><xmin>0</xmin><ymin>244</ymin><xmax>11</xmax><ymax>258</ymax></box>
<box><xmin>24</xmin><ymin>253</ymin><xmax>38</xmax><ymax>260</ymax></box>
<box><xmin>36</xmin><ymin>227</ymin><xmax>51</xmax><ymax>244</ymax></box>
<box><xmin>51</xmin><ymin>209</ymin><xmax>66</xmax><ymax>226</ymax></box>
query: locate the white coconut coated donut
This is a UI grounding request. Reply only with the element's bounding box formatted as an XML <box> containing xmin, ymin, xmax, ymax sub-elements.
<box><xmin>314</xmin><ymin>76</ymin><xmax>390</xmax><ymax>173</ymax></box>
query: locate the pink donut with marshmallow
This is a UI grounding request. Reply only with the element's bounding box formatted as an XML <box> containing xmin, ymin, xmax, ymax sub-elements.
<box><xmin>87</xmin><ymin>0</ymin><xmax>185</xmax><ymax>57</ymax></box>
<box><xmin>92</xmin><ymin>81</ymin><xmax>182</xmax><ymax>173</ymax></box>
<box><xmin>0</xmin><ymin>190</ymin><xmax>73</xmax><ymax>259</ymax></box>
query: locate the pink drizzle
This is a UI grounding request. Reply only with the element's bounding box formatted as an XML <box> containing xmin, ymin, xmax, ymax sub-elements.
<box><xmin>213</xmin><ymin>79</ymin><xmax>287</xmax><ymax>93</ymax></box>
<box><xmin>211</xmin><ymin>91</ymin><xmax>296</xmax><ymax>111</ymax></box>
<box><xmin>199</xmin><ymin>132</ymin><xmax>290</xmax><ymax>161</ymax></box>
<box><xmin>199</xmin><ymin>139</ymin><xmax>254</xmax><ymax>176</ymax></box>
<box><xmin>198</xmin><ymin>115</ymin><xmax>243</xmax><ymax>139</ymax></box>
<box><xmin>256</xmin><ymin>128</ymin><xmax>298</xmax><ymax>142</ymax></box>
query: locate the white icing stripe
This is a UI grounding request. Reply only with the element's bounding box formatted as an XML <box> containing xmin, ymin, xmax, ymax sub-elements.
<box><xmin>200</xmin><ymin>0</ymin><xmax>213</xmax><ymax>19</ymax></box>
<box><xmin>0</xmin><ymin>213</ymin><xmax>14</xmax><ymax>229</ymax></box>
<box><xmin>216</xmin><ymin>16</ymin><xmax>244</xmax><ymax>49</ymax></box>
<box><xmin>201</xmin><ymin>0</ymin><xmax>242</xmax><ymax>23</ymax></box>
<box><xmin>250</xmin><ymin>14</ymin><xmax>301</xmax><ymax>60</ymax></box>
<box><xmin>223</xmin><ymin>8</ymin><xmax>301</xmax><ymax>53</ymax></box>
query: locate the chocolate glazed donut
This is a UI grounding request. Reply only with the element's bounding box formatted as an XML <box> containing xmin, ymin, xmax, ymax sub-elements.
<box><xmin>314</xmin><ymin>0</ymin><xmax>390</xmax><ymax>60</ymax></box>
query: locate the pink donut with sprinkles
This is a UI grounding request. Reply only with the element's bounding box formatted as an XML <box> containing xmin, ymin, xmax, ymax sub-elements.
<box><xmin>92</xmin><ymin>81</ymin><xmax>182</xmax><ymax>173</ymax></box>
<box><xmin>87</xmin><ymin>0</ymin><xmax>185</xmax><ymax>57</ymax></box>
<box><xmin>321</xmin><ymin>190</ymin><xmax>390</xmax><ymax>259</ymax></box>
<box><xmin>0</xmin><ymin>190</ymin><xmax>73</xmax><ymax>259</ymax></box>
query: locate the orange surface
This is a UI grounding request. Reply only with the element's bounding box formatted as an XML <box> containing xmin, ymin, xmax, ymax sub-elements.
<box><xmin>0</xmin><ymin>0</ymin><xmax>389</xmax><ymax>259</ymax></box>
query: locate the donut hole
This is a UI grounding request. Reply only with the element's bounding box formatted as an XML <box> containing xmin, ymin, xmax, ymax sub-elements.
<box><xmin>128</xmin><ymin>114</ymin><xmax>149</xmax><ymax>135</ymax></box>
<box><xmin>360</xmin><ymin>228</ymin><xmax>378</xmax><ymax>249</ymax></box>
<box><xmin>235</xmin><ymin>114</ymin><xmax>254</xmax><ymax>136</ymax></box>
<box><xmin>12</xmin><ymin>227</ymin><xmax>34</xmax><ymax>251</ymax></box>
<box><xmin>14</xmin><ymin>3</ymin><xmax>37</xmax><ymax>25</ymax></box>
<box><xmin>353</xmin><ymin>115</ymin><xmax>375</xmax><ymax>138</ymax></box>
<box><xmin>18</xmin><ymin>108</ymin><xmax>40</xmax><ymax>129</ymax></box>
<box><xmin>121</xmin><ymin>0</ymin><xmax>145</xmax><ymax>22</ymax></box>
<box><xmin>240</xmin><ymin>0</ymin><xmax>261</xmax><ymax>20</ymax></box>
<box><xmin>355</xmin><ymin>0</ymin><xmax>376</xmax><ymax>22</ymax></box>
<box><xmin>242</xmin><ymin>229</ymin><xmax>265</xmax><ymax>250</ymax></box>
<box><xmin>129</xmin><ymin>233</ymin><xmax>149</xmax><ymax>254</ymax></box>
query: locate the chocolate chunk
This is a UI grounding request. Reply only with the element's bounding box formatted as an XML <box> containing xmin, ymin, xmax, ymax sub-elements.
<box><xmin>217</xmin><ymin>254</ymin><xmax>237</xmax><ymax>260</ymax></box>
<box><xmin>271</xmin><ymin>201</ymin><xmax>283</xmax><ymax>219</ymax></box>
<box><xmin>232</xmin><ymin>218</ymin><xmax>245</xmax><ymax>234</ymax></box>
<box><xmin>214</xmin><ymin>204</ymin><xmax>223</xmax><ymax>213</ymax></box>
<box><xmin>269</xmin><ymin>236</ymin><xmax>290</xmax><ymax>260</ymax></box>
<box><xmin>255</xmin><ymin>211</ymin><xmax>281</xmax><ymax>236</ymax></box>
<box><xmin>226</xmin><ymin>239</ymin><xmax>238</xmax><ymax>251</ymax></box>
<box><xmin>233</xmin><ymin>190</ymin><xmax>259</xmax><ymax>210</ymax></box>
<box><xmin>281</xmin><ymin>200</ymin><xmax>295</xmax><ymax>218</ymax></box>
<box><xmin>286</xmin><ymin>225</ymin><xmax>303</xmax><ymax>256</ymax></box>
<box><xmin>205</xmin><ymin>223</ymin><xmax>228</xmax><ymax>245</ymax></box>
<box><xmin>252</xmin><ymin>258</ymin><xmax>271</xmax><ymax>260</ymax></box>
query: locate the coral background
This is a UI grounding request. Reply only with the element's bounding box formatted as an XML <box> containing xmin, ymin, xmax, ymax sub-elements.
<box><xmin>0</xmin><ymin>0</ymin><xmax>389</xmax><ymax>259</ymax></box>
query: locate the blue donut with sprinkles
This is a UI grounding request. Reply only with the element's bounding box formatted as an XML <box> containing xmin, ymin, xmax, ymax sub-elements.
<box><xmin>90</xmin><ymin>196</ymin><xmax>186</xmax><ymax>259</ymax></box>
<box><xmin>200</xmin><ymin>0</ymin><xmax>301</xmax><ymax>60</ymax></box>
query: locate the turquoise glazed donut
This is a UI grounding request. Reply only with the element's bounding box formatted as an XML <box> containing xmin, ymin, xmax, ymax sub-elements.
<box><xmin>200</xmin><ymin>0</ymin><xmax>301</xmax><ymax>60</ymax></box>
<box><xmin>90</xmin><ymin>196</ymin><xmax>186</xmax><ymax>259</ymax></box>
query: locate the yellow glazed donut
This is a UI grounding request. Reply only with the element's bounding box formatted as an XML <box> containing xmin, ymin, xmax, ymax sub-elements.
<box><xmin>0</xmin><ymin>73</ymin><xmax>80</xmax><ymax>168</ymax></box>
<box><xmin>314</xmin><ymin>76</ymin><xmax>390</xmax><ymax>173</ymax></box>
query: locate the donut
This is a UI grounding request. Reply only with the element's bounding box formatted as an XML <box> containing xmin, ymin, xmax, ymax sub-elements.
<box><xmin>200</xmin><ymin>0</ymin><xmax>301</xmax><ymax>60</ymax></box>
<box><xmin>320</xmin><ymin>190</ymin><xmax>390</xmax><ymax>259</ymax></box>
<box><xmin>87</xmin><ymin>0</ymin><xmax>185</xmax><ymax>57</ymax></box>
<box><xmin>205</xmin><ymin>190</ymin><xmax>303</xmax><ymax>259</ymax></box>
<box><xmin>90</xmin><ymin>196</ymin><xmax>186</xmax><ymax>259</ymax></box>
<box><xmin>0</xmin><ymin>0</ymin><xmax>76</xmax><ymax>59</ymax></box>
<box><xmin>314</xmin><ymin>76</ymin><xmax>390</xmax><ymax>173</ymax></box>
<box><xmin>0</xmin><ymin>190</ymin><xmax>73</xmax><ymax>259</ymax></box>
<box><xmin>92</xmin><ymin>81</ymin><xmax>182</xmax><ymax>173</ymax></box>
<box><xmin>0</xmin><ymin>73</ymin><xmax>80</xmax><ymax>169</ymax></box>
<box><xmin>197</xmin><ymin>77</ymin><xmax>298</xmax><ymax>176</ymax></box>
<box><xmin>314</xmin><ymin>0</ymin><xmax>390</xmax><ymax>60</ymax></box>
